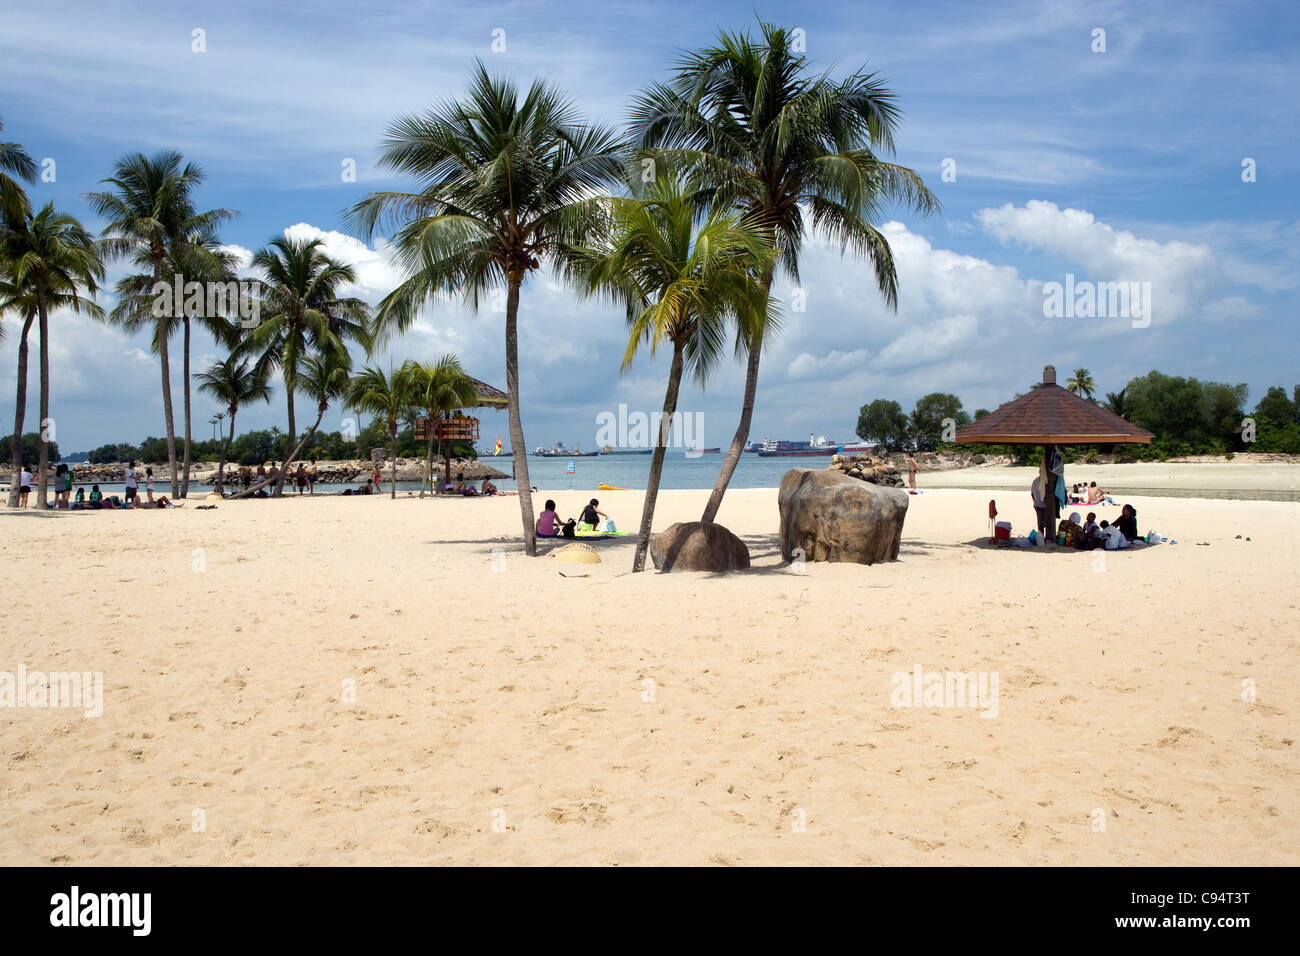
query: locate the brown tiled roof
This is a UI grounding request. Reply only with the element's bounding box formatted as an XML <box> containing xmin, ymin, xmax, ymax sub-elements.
<box><xmin>468</xmin><ymin>377</ymin><xmax>508</xmax><ymax>408</ymax></box>
<box><xmin>956</xmin><ymin>376</ymin><xmax>1153</xmax><ymax>445</ymax></box>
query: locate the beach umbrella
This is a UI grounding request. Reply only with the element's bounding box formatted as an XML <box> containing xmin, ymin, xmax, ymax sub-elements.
<box><xmin>955</xmin><ymin>365</ymin><xmax>1153</xmax><ymax>536</ymax></box>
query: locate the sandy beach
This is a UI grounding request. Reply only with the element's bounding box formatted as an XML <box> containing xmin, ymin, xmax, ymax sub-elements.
<box><xmin>1</xmin><ymin>467</ymin><xmax>1296</xmax><ymax>866</ymax></box>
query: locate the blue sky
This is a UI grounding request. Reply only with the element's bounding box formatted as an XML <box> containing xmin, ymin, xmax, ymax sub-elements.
<box><xmin>2</xmin><ymin>0</ymin><xmax>1297</xmax><ymax>454</ymax></box>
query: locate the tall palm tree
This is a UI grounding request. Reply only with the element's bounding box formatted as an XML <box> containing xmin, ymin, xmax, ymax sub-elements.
<box><xmin>632</xmin><ymin>20</ymin><xmax>939</xmax><ymax>523</ymax></box>
<box><xmin>112</xmin><ymin>231</ymin><xmax>242</xmax><ymax>497</ymax></box>
<box><xmin>1</xmin><ymin>256</ymin><xmax>38</xmax><ymax>507</ymax></box>
<box><xmin>568</xmin><ymin>172</ymin><xmax>774</xmax><ymax>570</ymax></box>
<box><xmin>1066</xmin><ymin>368</ymin><xmax>1096</xmax><ymax>401</ymax></box>
<box><xmin>196</xmin><ymin>354</ymin><xmax>271</xmax><ymax>493</ymax></box>
<box><xmin>1</xmin><ymin>204</ymin><xmax>104</xmax><ymax>506</ymax></box>
<box><xmin>242</xmin><ymin>235</ymin><xmax>368</xmax><ymax>495</ymax></box>
<box><xmin>404</xmin><ymin>355</ymin><xmax>479</xmax><ymax>497</ymax></box>
<box><xmin>0</xmin><ymin>117</ymin><xmax>37</xmax><ymax>224</ymax></box>
<box><xmin>278</xmin><ymin>347</ymin><xmax>353</xmax><ymax>479</ymax></box>
<box><xmin>348</xmin><ymin>62</ymin><xmax>625</xmax><ymax>554</ymax></box>
<box><xmin>347</xmin><ymin>364</ymin><xmax>415</xmax><ymax>499</ymax></box>
<box><xmin>85</xmin><ymin>151</ymin><xmax>234</xmax><ymax>498</ymax></box>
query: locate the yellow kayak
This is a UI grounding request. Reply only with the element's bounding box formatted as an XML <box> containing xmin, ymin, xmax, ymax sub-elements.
<box><xmin>598</xmin><ymin>482</ymin><xmax>628</xmax><ymax>491</ymax></box>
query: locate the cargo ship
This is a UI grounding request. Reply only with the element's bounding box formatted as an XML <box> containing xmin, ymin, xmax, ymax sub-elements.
<box><xmin>600</xmin><ymin>445</ymin><xmax>652</xmax><ymax>455</ymax></box>
<box><xmin>756</xmin><ymin>434</ymin><xmax>840</xmax><ymax>457</ymax></box>
<box><xmin>533</xmin><ymin>442</ymin><xmax>600</xmax><ymax>457</ymax></box>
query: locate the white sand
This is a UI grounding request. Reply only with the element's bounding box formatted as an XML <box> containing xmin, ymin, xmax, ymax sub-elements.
<box><xmin>1</xmin><ymin>475</ymin><xmax>1296</xmax><ymax>865</ymax></box>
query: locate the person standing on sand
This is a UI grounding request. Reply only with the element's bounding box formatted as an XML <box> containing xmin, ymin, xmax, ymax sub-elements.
<box><xmin>1030</xmin><ymin>475</ymin><xmax>1050</xmax><ymax>543</ymax></box>
<box><xmin>145</xmin><ymin>467</ymin><xmax>156</xmax><ymax>505</ymax></box>
<box><xmin>371</xmin><ymin>463</ymin><xmax>381</xmax><ymax>492</ymax></box>
<box><xmin>907</xmin><ymin>453</ymin><xmax>918</xmax><ymax>490</ymax></box>
<box><xmin>307</xmin><ymin>459</ymin><xmax>318</xmax><ymax>494</ymax></box>
<box><xmin>294</xmin><ymin>462</ymin><xmax>307</xmax><ymax>495</ymax></box>
<box><xmin>124</xmin><ymin>461</ymin><xmax>139</xmax><ymax>507</ymax></box>
<box><xmin>18</xmin><ymin>464</ymin><xmax>33</xmax><ymax>507</ymax></box>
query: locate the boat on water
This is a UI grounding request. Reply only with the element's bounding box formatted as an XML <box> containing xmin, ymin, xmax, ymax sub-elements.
<box><xmin>686</xmin><ymin>446</ymin><xmax>722</xmax><ymax>454</ymax></box>
<box><xmin>600</xmin><ymin>445</ymin><xmax>652</xmax><ymax>455</ymax></box>
<box><xmin>533</xmin><ymin>442</ymin><xmax>600</xmax><ymax>457</ymax></box>
<box><xmin>756</xmin><ymin>434</ymin><xmax>840</xmax><ymax>458</ymax></box>
<box><xmin>838</xmin><ymin>442</ymin><xmax>876</xmax><ymax>455</ymax></box>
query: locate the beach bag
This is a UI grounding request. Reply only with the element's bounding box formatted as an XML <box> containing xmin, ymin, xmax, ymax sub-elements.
<box><xmin>604</xmin><ymin>519</ymin><xmax>617</xmax><ymax>533</ymax></box>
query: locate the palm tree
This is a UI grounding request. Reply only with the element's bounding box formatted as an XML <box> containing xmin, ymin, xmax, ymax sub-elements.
<box><xmin>1066</xmin><ymin>368</ymin><xmax>1096</xmax><ymax>401</ymax></box>
<box><xmin>196</xmin><ymin>354</ymin><xmax>271</xmax><ymax>493</ymax></box>
<box><xmin>1104</xmin><ymin>388</ymin><xmax>1129</xmax><ymax>419</ymax></box>
<box><xmin>1</xmin><ymin>204</ymin><xmax>103</xmax><ymax>506</ymax></box>
<box><xmin>348</xmin><ymin>62</ymin><xmax>625</xmax><ymax>554</ymax></box>
<box><xmin>112</xmin><ymin>230</ymin><xmax>242</xmax><ymax>497</ymax></box>
<box><xmin>0</xmin><ymin>117</ymin><xmax>37</xmax><ymax>224</ymax></box>
<box><xmin>242</xmin><ymin>235</ymin><xmax>368</xmax><ymax>495</ymax></box>
<box><xmin>85</xmin><ymin>151</ymin><xmax>234</xmax><ymax>498</ymax></box>
<box><xmin>1</xmin><ymin>255</ymin><xmax>38</xmax><ymax>507</ymax></box>
<box><xmin>347</xmin><ymin>364</ymin><xmax>415</xmax><ymax>499</ymax></box>
<box><xmin>278</xmin><ymin>347</ymin><xmax>353</xmax><ymax>478</ymax></box>
<box><xmin>632</xmin><ymin>20</ymin><xmax>939</xmax><ymax>523</ymax></box>
<box><xmin>403</xmin><ymin>355</ymin><xmax>478</xmax><ymax>497</ymax></box>
<box><xmin>568</xmin><ymin>172</ymin><xmax>774</xmax><ymax>570</ymax></box>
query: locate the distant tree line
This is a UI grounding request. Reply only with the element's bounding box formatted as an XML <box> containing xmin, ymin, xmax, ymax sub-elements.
<box><xmin>0</xmin><ymin>432</ymin><xmax>59</xmax><ymax>466</ymax></box>
<box><xmin>857</xmin><ymin>371</ymin><xmax>1300</xmax><ymax>458</ymax></box>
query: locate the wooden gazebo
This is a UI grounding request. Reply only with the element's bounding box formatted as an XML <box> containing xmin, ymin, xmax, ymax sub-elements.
<box><xmin>955</xmin><ymin>364</ymin><xmax>1153</xmax><ymax>536</ymax></box>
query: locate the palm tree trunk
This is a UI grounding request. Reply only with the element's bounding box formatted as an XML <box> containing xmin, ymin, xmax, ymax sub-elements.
<box><xmin>505</xmin><ymin>278</ymin><xmax>536</xmax><ymax>555</ymax></box>
<box><xmin>159</xmin><ymin>334</ymin><xmax>179</xmax><ymax>498</ymax></box>
<box><xmin>274</xmin><ymin>384</ymin><xmax>296</xmax><ymax>497</ymax></box>
<box><xmin>422</xmin><ymin>427</ymin><xmax>434</xmax><ymax>498</ymax></box>
<box><xmin>216</xmin><ymin>406</ymin><xmax>236</xmax><ymax>494</ymax></box>
<box><xmin>634</xmin><ymin>342</ymin><xmax>685</xmax><ymax>572</ymax></box>
<box><xmin>389</xmin><ymin>424</ymin><xmax>397</xmax><ymax>499</ymax></box>
<box><xmin>6</xmin><ymin>310</ymin><xmax>34</xmax><ymax>508</ymax></box>
<box><xmin>280</xmin><ymin>404</ymin><xmax>326</xmax><ymax>476</ymax></box>
<box><xmin>701</xmin><ymin>323</ymin><xmax>762</xmax><ymax>524</ymax></box>
<box><xmin>181</xmin><ymin>314</ymin><xmax>192</xmax><ymax>497</ymax></box>
<box><xmin>36</xmin><ymin>290</ymin><xmax>49</xmax><ymax>508</ymax></box>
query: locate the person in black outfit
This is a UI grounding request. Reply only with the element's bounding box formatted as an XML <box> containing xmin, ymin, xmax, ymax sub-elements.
<box><xmin>579</xmin><ymin>498</ymin><xmax>608</xmax><ymax>529</ymax></box>
<box><xmin>1114</xmin><ymin>504</ymin><xmax>1139</xmax><ymax>542</ymax></box>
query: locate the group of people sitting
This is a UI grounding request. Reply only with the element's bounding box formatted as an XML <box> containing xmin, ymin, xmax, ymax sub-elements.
<box><xmin>1055</xmin><ymin>504</ymin><xmax>1140</xmax><ymax>549</ymax></box>
<box><xmin>437</xmin><ymin>471</ymin><xmax>498</xmax><ymax>496</ymax></box>
<box><xmin>1068</xmin><ymin>481</ymin><xmax>1112</xmax><ymax>505</ymax></box>
<box><xmin>26</xmin><ymin>460</ymin><xmax>183</xmax><ymax>510</ymax></box>
<box><xmin>536</xmin><ymin>498</ymin><xmax>613</xmax><ymax>538</ymax></box>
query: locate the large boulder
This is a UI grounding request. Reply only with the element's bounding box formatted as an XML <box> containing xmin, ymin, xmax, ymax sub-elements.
<box><xmin>778</xmin><ymin>469</ymin><xmax>908</xmax><ymax>565</ymax></box>
<box><xmin>650</xmin><ymin>521</ymin><xmax>750</xmax><ymax>572</ymax></box>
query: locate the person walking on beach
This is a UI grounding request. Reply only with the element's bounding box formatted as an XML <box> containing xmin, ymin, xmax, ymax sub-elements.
<box><xmin>124</xmin><ymin>461</ymin><xmax>139</xmax><ymax>507</ymax></box>
<box><xmin>17</xmin><ymin>464</ymin><xmax>33</xmax><ymax>507</ymax></box>
<box><xmin>371</xmin><ymin>463</ymin><xmax>381</xmax><ymax>492</ymax></box>
<box><xmin>907</xmin><ymin>453</ymin><xmax>918</xmax><ymax>490</ymax></box>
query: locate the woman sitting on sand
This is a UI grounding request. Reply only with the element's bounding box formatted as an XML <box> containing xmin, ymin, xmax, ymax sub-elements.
<box><xmin>480</xmin><ymin>478</ymin><xmax>498</xmax><ymax>496</ymax></box>
<box><xmin>537</xmin><ymin>500</ymin><xmax>562</xmax><ymax>538</ymax></box>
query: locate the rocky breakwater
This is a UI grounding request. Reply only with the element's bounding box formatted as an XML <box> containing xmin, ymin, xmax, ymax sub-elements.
<box><xmin>827</xmin><ymin>452</ymin><xmax>906</xmax><ymax>487</ymax></box>
<box><xmin>200</xmin><ymin>458</ymin><xmax>510</xmax><ymax>485</ymax></box>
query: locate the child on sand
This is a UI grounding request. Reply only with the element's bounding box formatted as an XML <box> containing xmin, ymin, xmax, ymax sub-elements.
<box><xmin>579</xmin><ymin>498</ymin><xmax>608</xmax><ymax>531</ymax></box>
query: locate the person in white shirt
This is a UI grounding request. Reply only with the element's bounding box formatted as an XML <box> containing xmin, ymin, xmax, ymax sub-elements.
<box><xmin>18</xmin><ymin>465</ymin><xmax>34</xmax><ymax>507</ymax></box>
<box><xmin>124</xmin><ymin>461</ymin><xmax>139</xmax><ymax>505</ymax></box>
<box><xmin>145</xmin><ymin>467</ymin><xmax>156</xmax><ymax>505</ymax></box>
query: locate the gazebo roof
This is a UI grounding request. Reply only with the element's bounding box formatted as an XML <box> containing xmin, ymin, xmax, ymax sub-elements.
<box><xmin>467</xmin><ymin>377</ymin><xmax>508</xmax><ymax>408</ymax></box>
<box><xmin>955</xmin><ymin>365</ymin><xmax>1153</xmax><ymax>445</ymax></box>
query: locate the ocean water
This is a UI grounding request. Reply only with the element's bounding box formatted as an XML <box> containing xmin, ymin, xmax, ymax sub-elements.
<box><xmin>40</xmin><ymin>452</ymin><xmax>1300</xmax><ymax>502</ymax></box>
